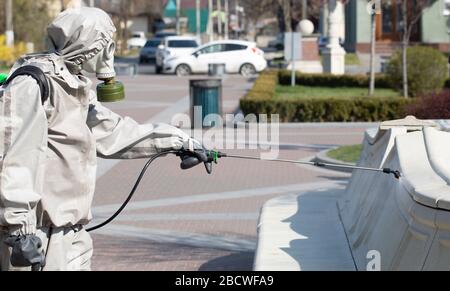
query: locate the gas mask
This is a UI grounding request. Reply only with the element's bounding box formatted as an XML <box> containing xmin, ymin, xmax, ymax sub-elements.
<box><xmin>82</xmin><ymin>40</ymin><xmax>125</xmax><ymax>103</ymax></box>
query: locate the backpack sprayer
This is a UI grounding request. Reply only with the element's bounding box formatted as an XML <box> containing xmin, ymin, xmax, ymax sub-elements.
<box><xmin>87</xmin><ymin>148</ymin><xmax>401</xmax><ymax>233</ymax></box>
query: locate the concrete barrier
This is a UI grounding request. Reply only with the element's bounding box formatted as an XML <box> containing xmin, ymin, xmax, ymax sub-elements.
<box><xmin>254</xmin><ymin>116</ymin><xmax>450</xmax><ymax>271</ymax></box>
<box><xmin>339</xmin><ymin>117</ymin><xmax>450</xmax><ymax>271</ymax></box>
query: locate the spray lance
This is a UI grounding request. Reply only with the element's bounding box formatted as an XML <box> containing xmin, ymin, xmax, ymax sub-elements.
<box><xmin>87</xmin><ymin>148</ymin><xmax>401</xmax><ymax>233</ymax></box>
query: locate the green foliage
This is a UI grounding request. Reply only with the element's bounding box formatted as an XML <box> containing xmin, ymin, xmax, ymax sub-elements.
<box><xmin>278</xmin><ymin>70</ymin><xmax>392</xmax><ymax>89</ymax></box>
<box><xmin>345</xmin><ymin>53</ymin><xmax>361</xmax><ymax>66</ymax></box>
<box><xmin>387</xmin><ymin>46</ymin><xmax>448</xmax><ymax>97</ymax></box>
<box><xmin>0</xmin><ymin>0</ymin><xmax>52</xmax><ymax>51</ymax></box>
<box><xmin>275</xmin><ymin>85</ymin><xmax>400</xmax><ymax>99</ymax></box>
<box><xmin>241</xmin><ymin>97</ymin><xmax>412</xmax><ymax>122</ymax></box>
<box><xmin>240</xmin><ymin>71</ymin><xmax>413</xmax><ymax>122</ymax></box>
<box><xmin>243</xmin><ymin>70</ymin><xmax>278</xmax><ymax>100</ymax></box>
<box><xmin>328</xmin><ymin>145</ymin><xmax>363</xmax><ymax>164</ymax></box>
<box><xmin>0</xmin><ymin>35</ymin><xmax>27</xmax><ymax>66</ymax></box>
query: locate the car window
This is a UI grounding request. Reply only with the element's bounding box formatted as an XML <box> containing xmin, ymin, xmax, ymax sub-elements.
<box><xmin>155</xmin><ymin>32</ymin><xmax>176</xmax><ymax>38</ymax></box>
<box><xmin>223</xmin><ymin>44</ymin><xmax>247</xmax><ymax>52</ymax></box>
<box><xmin>198</xmin><ymin>44</ymin><xmax>224</xmax><ymax>55</ymax></box>
<box><xmin>168</xmin><ymin>40</ymin><xmax>198</xmax><ymax>48</ymax></box>
<box><xmin>145</xmin><ymin>39</ymin><xmax>162</xmax><ymax>48</ymax></box>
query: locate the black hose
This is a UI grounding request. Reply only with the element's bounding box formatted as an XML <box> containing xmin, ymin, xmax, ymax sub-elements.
<box><xmin>87</xmin><ymin>151</ymin><xmax>177</xmax><ymax>233</ymax></box>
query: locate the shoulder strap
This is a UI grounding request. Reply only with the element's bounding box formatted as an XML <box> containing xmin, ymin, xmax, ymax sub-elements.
<box><xmin>3</xmin><ymin>66</ymin><xmax>50</xmax><ymax>105</ymax></box>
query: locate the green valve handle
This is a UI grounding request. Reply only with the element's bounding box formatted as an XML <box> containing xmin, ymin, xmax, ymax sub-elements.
<box><xmin>0</xmin><ymin>73</ymin><xmax>8</xmax><ymax>85</ymax></box>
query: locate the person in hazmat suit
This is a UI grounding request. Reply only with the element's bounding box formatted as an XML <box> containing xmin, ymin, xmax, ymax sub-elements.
<box><xmin>0</xmin><ymin>7</ymin><xmax>204</xmax><ymax>271</ymax></box>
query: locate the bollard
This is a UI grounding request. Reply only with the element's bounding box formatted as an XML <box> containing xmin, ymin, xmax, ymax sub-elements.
<box><xmin>190</xmin><ymin>79</ymin><xmax>222</xmax><ymax>128</ymax></box>
<box><xmin>208</xmin><ymin>63</ymin><xmax>226</xmax><ymax>77</ymax></box>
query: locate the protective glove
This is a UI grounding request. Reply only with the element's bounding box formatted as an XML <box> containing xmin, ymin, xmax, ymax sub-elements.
<box><xmin>182</xmin><ymin>138</ymin><xmax>209</xmax><ymax>162</ymax></box>
<box><xmin>4</xmin><ymin>234</ymin><xmax>46</xmax><ymax>269</ymax></box>
<box><xmin>179</xmin><ymin>138</ymin><xmax>214</xmax><ymax>174</ymax></box>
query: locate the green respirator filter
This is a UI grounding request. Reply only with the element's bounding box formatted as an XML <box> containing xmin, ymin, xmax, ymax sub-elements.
<box><xmin>97</xmin><ymin>79</ymin><xmax>125</xmax><ymax>102</ymax></box>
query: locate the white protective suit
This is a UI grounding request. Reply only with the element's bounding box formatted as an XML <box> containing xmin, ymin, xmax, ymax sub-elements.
<box><xmin>0</xmin><ymin>8</ymin><xmax>191</xmax><ymax>271</ymax></box>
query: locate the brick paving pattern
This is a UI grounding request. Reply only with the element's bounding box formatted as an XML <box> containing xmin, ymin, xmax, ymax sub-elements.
<box><xmin>90</xmin><ymin>73</ymin><xmax>373</xmax><ymax>271</ymax></box>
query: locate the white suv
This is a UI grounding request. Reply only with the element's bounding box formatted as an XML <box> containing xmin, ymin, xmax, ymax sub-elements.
<box><xmin>163</xmin><ymin>40</ymin><xmax>267</xmax><ymax>77</ymax></box>
<box><xmin>156</xmin><ymin>36</ymin><xmax>199</xmax><ymax>74</ymax></box>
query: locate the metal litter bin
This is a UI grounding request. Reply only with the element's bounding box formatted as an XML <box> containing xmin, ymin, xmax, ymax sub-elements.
<box><xmin>208</xmin><ymin>63</ymin><xmax>226</xmax><ymax>77</ymax></box>
<box><xmin>190</xmin><ymin>79</ymin><xmax>222</xmax><ymax>128</ymax></box>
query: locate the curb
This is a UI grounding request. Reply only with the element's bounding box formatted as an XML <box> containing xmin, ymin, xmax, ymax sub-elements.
<box><xmin>314</xmin><ymin>149</ymin><xmax>357</xmax><ymax>173</ymax></box>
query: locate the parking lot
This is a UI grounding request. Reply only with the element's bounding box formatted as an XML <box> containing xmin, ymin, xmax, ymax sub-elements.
<box><xmin>90</xmin><ymin>68</ymin><xmax>372</xmax><ymax>271</ymax></box>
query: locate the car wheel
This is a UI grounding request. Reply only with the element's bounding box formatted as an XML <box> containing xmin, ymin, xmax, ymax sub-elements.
<box><xmin>240</xmin><ymin>63</ymin><xmax>257</xmax><ymax>78</ymax></box>
<box><xmin>176</xmin><ymin>64</ymin><xmax>191</xmax><ymax>77</ymax></box>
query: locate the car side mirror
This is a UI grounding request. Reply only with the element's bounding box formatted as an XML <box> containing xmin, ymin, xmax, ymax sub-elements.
<box><xmin>158</xmin><ymin>44</ymin><xmax>165</xmax><ymax>50</ymax></box>
<box><xmin>193</xmin><ymin>52</ymin><xmax>200</xmax><ymax>58</ymax></box>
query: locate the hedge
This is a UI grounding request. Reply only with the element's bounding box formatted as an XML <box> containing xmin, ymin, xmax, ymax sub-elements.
<box><xmin>278</xmin><ymin>70</ymin><xmax>392</xmax><ymax>89</ymax></box>
<box><xmin>241</xmin><ymin>96</ymin><xmax>412</xmax><ymax>122</ymax></box>
<box><xmin>240</xmin><ymin>71</ymin><xmax>413</xmax><ymax>122</ymax></box>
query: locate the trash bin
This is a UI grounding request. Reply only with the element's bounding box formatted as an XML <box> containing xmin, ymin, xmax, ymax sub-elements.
<box><xmin>190</xmin><ymin>79</ymin><xmax>222</xmax><ymax>128</ymax></box>
<box><xmin>208</xmin><ymin>63</ymin><xmax>226</xmax><ymax>77</ymax></box>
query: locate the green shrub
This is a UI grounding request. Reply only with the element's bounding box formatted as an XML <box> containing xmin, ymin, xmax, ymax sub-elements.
<box><xmin>278</xmin><ymin>70</ymin><xmax>392</xmax><ymax>89</ymax></box>
<box><xmin>241</xmin><ymin>97</ymin><xmax>412</xmax><ymax>122</ymax></box>
<box><xmin>241</xmin><ymin>70</ymin><xmax>413</xmax><ymax>122</ymax></box>
<box><xmin>243</xmin><ymin>70</ymin><xmax>277</xmax><ymax>100</ymax></box>
<box><xmin>386</xmin><ymin>46</ymin><xmax>448</xmax><ymax>97</ymax></box>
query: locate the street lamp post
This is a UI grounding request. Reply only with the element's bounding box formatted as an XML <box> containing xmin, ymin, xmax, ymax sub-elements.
<box><xmin>5</xmin><ymin>0</ymin><xmax>14</xmax><ymax>47</ymax></box>
<box><xmin>196</xmin><ymin>0</ymin><xmax>201</xmax><ymax>39</ymax></box>
<box><xmin>208</xmin><ymin>0</ymin><xmax>214</xmax><ymax>42</ymax></box>
<box><xmin>224</xmin><ymin>0</ymin><xmax>229</xmax><ymax>40</ymax></box>
<box><xmin>235</xmin><ymin>0</ymin><xmax>239</xmax><ymax>39</ymax></box>
<box><xmin>302</xmin><ymin>0</ymin><xmax>307</xmax><ymax>20</ymax></box>
<box><xmin>217</xmin><ymin>0</ymin><xmax>222</xmax><ymax>39</ymax></box>
<box><xmin>176</xmin><ymin>0</ymin><xmax>181</xmax><ymax>35</ymax></box>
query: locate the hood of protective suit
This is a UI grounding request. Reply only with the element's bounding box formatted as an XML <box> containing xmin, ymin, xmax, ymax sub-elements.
<box><xmin>47</xmin><ymin>7</ymin><xmax>116</xmax><ymax>69</ymax></box>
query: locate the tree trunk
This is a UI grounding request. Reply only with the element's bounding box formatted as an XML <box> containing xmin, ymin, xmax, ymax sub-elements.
<box><xmin>401</xmin><ymin>0</ymin><xmax>409</xmax><ymax>98</ymax></box>
<box><xmin>278</xmin><ymin>0</ymin><xmax>292</xmax><ymax>32</ymax></box>
<box><xmin>369</xmin><ymin>12</ymin><xmax>376</xmax><ymax>96</ymax></box>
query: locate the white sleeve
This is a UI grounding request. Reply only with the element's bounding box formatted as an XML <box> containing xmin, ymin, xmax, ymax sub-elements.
<box><xmin>0</xmin><ymin>76</ymin><xmax>48</xmax><ymax>235</ymax></box>
<box><xmin>87</xmin><ymin>91</ymin><xmax>190</xmax><ymax>159</ymax></box>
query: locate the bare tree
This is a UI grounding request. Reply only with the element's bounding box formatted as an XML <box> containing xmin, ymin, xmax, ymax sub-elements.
<box><xmin>241</xmin><ymin>0</ymin><xmax>277</xmax><ymax>40</ymax></box>
<box><xmin>278</xmin><ymin>0</ymin><xmax>293</xmax><ymax>32</ymax></box>
<box><xmin>369</xmin><ymin>0</ymin><xmax>379</xmax><ymax>97</ymax></box>
<box><xmin>96</xmin><ymin>0</ymin><xmax>164</xmax><ymax>54</ymax></box>
<box><xmin>399</xmin><ymin>0</ymin><xmax>436</xmax><ymax>98</ymax></box>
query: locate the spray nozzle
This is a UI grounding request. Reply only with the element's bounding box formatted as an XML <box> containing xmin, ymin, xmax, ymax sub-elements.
<box><xmin>178</xmin><ymin>150</ymin><xmax>226</xmax><ymax>175</ymax></box>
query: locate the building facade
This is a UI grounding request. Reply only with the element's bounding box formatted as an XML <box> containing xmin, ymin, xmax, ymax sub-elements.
<box><xmin>344</xmin><ymin>0</ymin><xmax>449</xmax><ymax>54</ymax></box>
